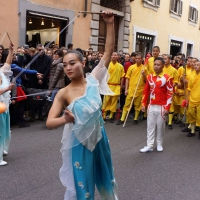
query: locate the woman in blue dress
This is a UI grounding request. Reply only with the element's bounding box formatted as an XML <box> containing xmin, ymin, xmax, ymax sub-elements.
<box><xmin>46</xmin><ymin>11</ymin><xmax>118</xmax><ymax>200</ymax></box>
<box><xmin>0</xmin><ymin>44</ymin><xmax>15</xmax><ymax>166</ymax></box>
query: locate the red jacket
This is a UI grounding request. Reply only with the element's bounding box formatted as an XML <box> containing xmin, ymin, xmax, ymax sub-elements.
<box><xmin>142</xmin><ymin>72</ymin><xmax>173</xmax><ymax>110</ymax></box>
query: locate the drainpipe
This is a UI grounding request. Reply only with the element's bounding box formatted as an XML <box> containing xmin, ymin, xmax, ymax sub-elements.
<box><xmin>84</xmin><ymin>0</ymin><xmax>88</xmax><ymax>17</ymax></box>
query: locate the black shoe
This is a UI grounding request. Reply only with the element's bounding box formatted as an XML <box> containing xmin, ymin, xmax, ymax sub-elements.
<box><xmin>133</xmin><ymin>120</ymin><xmax>138</xmax><ymax>125</ymax></box>
<box><xmin>109</xmin><ymin>118</ymin><xmax>114</xmax><ymax>123</ymax></box>
<box><xmin>116</xmin><ymin>120</ymin><xmax>123</xmax><ymax>125</ymax></box>
<box><xmin>182</xmin><ymin>127</ymin><xmax>190</xmax><ymax>132</ymax></box>
<box><xmin>186</xmin><ymin>132</ymin><xmax>195</xmax><ymax>137</ymax></box>
<box><xmin>195</xmin><ymin>127</ymin><xmax>199</xmax><ymax>131</ymax></box>
<box><xmin>168</xmin><ymin>125</ymin><xmax>173</xmax><ymax>130</ymax></box>
<box><xmin>18</xmin><ymin>123</ymin><xmax>30</xmax><ymax>128</ymax></box>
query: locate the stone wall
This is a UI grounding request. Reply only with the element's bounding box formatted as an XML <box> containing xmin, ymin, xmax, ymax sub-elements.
<box><xmin>90</xmin><ymin>0</ymin><xmax>131</xmax><ymax>52</ymax></box>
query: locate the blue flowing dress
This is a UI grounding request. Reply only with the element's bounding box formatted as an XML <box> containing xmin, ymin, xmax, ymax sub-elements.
<box><xmin>59</xmin><ymin>60</ymin><xmax>118</xmax><ymax>200</ymax></box>
<box><xmin>0</xmin><ymin>63</ymin><xmax>12</xmax><ymax>161</ymax></box>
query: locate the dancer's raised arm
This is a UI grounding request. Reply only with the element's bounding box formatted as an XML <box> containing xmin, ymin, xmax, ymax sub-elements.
<box><xmin>5</xmin><ymin>43</ymin><xmax>14</xmax><ymax>64</ymax></box>
<box><xmin>101</xmin><ymin>11</ymin><xmax>115</xmax><ymax>68</ymax></box>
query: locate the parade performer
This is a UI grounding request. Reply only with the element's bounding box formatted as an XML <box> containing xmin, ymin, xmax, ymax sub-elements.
<box><xmin>140</xmin><ymin>57</ymin><xmax>173</xmax><ymax>153</ymax></box>
<box><xmin>178</xmin><ymin>57</ymin><xmax>197</xmax><ymax>131</ymax></box>
<box><xmin>102</xmin><ymin>52</ymin><xmax>124</xmax><ymax>123</ymax></box>
<box><xmin>116</xmin><ymin>52</ymin><xmax>148</xmax><ymax>125</ymax></box>
<box><xmin>163</xmin><ymin>54</ymin><xmax>178</xmax><ymax>130</ymax></box>
<box><xmin>46</xmin><ymin>11</ymin><xmax>118</xmax><ymax>200</ymax></box>
<box><xmin>145</xmin><ymin>46</ymin><xmax>160</xmax><ymax>74</ymax></box>
<box><xmin>186</xmin><ymin>61</ymin><xmax>200</xmax><ymax>138</ymax></box>
<box><xmin>0</xmin><ymin>44</ymin><xmax>15</xmax><ymax>166</ymax></box>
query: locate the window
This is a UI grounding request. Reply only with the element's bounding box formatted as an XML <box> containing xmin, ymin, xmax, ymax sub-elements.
<box><xmin>188</xmin><ymin>6</ymin><xmax>198</xmax><ymax>23</ymax></box>
<box><xmin>186</xmin><ymin>43</ymin><xmax>193</xmax><ymax>57</ymax></box>
<box><xmin>143</xmin><ymin>0</ymin><xmax>160</xmax><ymax>7</ymax></box>
<box><xmin>100</xmin><ymin>0</ymin><xmax>122</xmax><ymax>11</ymax></box>
<box><xmin>170</xmin><ymin>0</ymin><xmax>183</xmax><ymax>16</ymax></box>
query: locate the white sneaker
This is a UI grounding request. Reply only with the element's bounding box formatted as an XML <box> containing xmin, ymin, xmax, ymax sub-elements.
<box><xmin>0</xmin><ymin>160</ymin><xmax>7</xmax><ymax>166</ymax></box>
<box><xmin>3</xmin><ymin>150</ymin><xmax>8</xmax><ymax>156</ymax></box>
<box><xmin>140</xmin><ymin>146</ymin><xmax>153</xmax><ymax>153</ymax></box>
<box><xmin>157</xmin><ymin>144</ymin><xmax>163</xmax><ymax>152</ymax></box>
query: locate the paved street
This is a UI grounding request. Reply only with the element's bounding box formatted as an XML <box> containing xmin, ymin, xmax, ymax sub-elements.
<box><xmin>1</xmin><ymin>118</ymin><xmax>200</xmax><ymax>200</ymax></box>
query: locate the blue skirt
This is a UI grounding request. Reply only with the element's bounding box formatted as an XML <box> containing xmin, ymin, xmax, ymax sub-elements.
<box><xmin>70</xmin><ymin>126</ymin><xmax>118</xmax><ymax>200</ymax></box>
<box><xmin>0</xmin><ymin>112</ymin><xmax>10</xmax><ymax>160</ymax></box>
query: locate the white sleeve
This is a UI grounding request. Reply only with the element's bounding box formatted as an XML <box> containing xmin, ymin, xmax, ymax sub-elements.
<box><xmin>1</xmin><ymin>63</ymin><xmax>13</xmax><ymax>77</ymax></box>
<box><xmin>91</xmin><ymin>59</ymin><xmax>114</xmax><ymax>95</ymax></box>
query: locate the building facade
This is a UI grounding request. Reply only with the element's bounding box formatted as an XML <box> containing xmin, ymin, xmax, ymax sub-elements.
<box><xmin>129</xmin><ymin>0</ymin><xmax>200</xmax><ymax>58</ymax></box>
<box><xmin>0</xmin><ymin>0</ymin><xmax>132</xmax><ymax>51</ymax></box>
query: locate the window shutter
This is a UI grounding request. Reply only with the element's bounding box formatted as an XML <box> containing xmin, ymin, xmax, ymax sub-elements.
<box><xmin>188</xmin><ymin>6</ymin><xmax>192</xmax><ymax>20</ymax></box>
<box><xmin>179</xmin><ymin>0</ymin><xmax>183</xmax><ymax>16</ymax></box>
<box><xmin>156</xmin><ymin>0</ymin><xmax>160</xmax><ymax>7</ymax></box>
<box><xmin>170</xmin><ymin>0</ymin><xmax>175</xmax><ymax>12</ymax></box>
<box><xmin>195</xmin><ymin>10</ymin><xmax>198</xmax><ymax>23</ymax></box>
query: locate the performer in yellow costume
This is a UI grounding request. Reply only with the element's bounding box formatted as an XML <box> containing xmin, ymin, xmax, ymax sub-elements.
<box><xmin>187</xmin><ymin>61</ymin><xmax>200</xmax><ymax>139</ymax></box>
<box><xmin>145</xmin><ymin>46</ymin><xmax>160</xmax><ymax>74</ymax></box>
<box><xmin>163</xmin><ymin>55</ymin><xmax>178</xmax><ymax>129</ymax></box>
<box><xmin>102</xmin><ymin>52</ymin><xmax>124</xmax><ymax>123</ymax></box>
<box><xmin>180</xmin><ymin>57</ymin><xmax>198</xmax><ymax>131</ymax></box>
<box><xmin>116</xmin><ymin>52</ymin><xmax>148</xmax><ymax>125</ymax></box>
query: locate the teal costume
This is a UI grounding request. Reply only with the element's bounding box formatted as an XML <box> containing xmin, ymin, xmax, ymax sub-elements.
<box><xmin>0</xmin><ymin>64</ymin><xmax>12</xmax><ymax>161</ymax></box>
<box><xmin>59</xmin><ymin>60</ymin><xmax>118</xmax><ymax>200</ymax></box>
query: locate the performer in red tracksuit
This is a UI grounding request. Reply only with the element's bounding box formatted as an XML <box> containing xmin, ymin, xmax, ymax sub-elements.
<box><xmin>140</xmin><ymin>57</ymin><xmax>173</xmax><ymax>153</ymax></box>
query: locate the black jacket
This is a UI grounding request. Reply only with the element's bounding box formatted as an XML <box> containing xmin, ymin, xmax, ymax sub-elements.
<box><xmin>27</xmin><ymin>53</ymin><xmax>52</xmax><ymax>89</ymax></box>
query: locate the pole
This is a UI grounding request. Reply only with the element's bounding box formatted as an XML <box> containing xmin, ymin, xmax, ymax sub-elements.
<box><xmin>79</xmin><ymin>11</ymin><xmax>118</xmax><ymax>16</ymax></box>
<box><xmin>123</xmin><ymin>69</ymin><xmax>144</xmax><ymax>128</ymax></box>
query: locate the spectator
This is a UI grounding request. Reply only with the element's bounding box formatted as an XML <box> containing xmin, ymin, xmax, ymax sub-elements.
<box><xmin>48</xmin><ymin>49</ymin><xmax>65</xmax><ymax>101</ymax></box>
<box><xmin>88</xmin><ymin>47</ymin><xmax>93</xmax><ymax>55</ymax></box>
<box><xmin>67</xmin><ymin>43</ymin><xmax>73</xmax><ymax>50</ymax></box>
<box><xmin>60</xmin><ymin>47</ymin><xmax>67</xmax><ymax>55</ymax></box>
<box><xmin>92</xmin><ymin>52</ymin><xmax>103</xmax><ymax>70</ymax></box>
<box><xmin>27</xmin><ymin>44</ymin><xmax>52</xmax><ymax>121</ymax></box>
<box><xmin>52</xmin><ymin>46</ymin><xmax>59</xmax><ymax>54</ymax></box>
<box><xmin>130</xmin><ymin>52</ymin><xmax>137</xmax><ymax>65</ymax></box>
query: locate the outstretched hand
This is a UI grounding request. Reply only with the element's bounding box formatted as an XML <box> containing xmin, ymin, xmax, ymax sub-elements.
<box><xmin>101</xmin><ymin>10</ymin><xmax>114</xmax><ymax>24</ymax></box>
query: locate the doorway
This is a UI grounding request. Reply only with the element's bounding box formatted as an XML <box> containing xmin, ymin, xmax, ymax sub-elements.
<box><xmin>26</xmin><ymin>11</ymin><xmax>68</xmax><ymax>48</ymax></box>
<box><xmin>170</xmin><ymin>40</ymin><xmax>182</xmax><ymax>58</ymax></box>
<box><xmin>135</xmin><ymin>33</ymin><xmax>154</xmax><ymax>57</ymax></box>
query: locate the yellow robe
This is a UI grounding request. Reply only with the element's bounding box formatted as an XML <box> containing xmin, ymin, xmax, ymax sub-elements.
<box><xmin>102</xmin><ymin>61</ymin><xmax>125</xmax><ymax>113</ymax></box>
<box><xmin>107</xmin><ymin>61</ymin><xmax>125</xmax><ymax>96</ymax></box>
<box><xmin>125</xmin><ymin>64</ymin><xmax>148</xmax><ymax>98</ymax></box>
<box><xmin>145</xmin><ymin>57</ymin><xmax>155</xmax><ymax>74</ymax></box>
<box><xmin>187</xmin><ymin>72</ymin><xmax>200</xmax><ymax>125</ymax></box>
<box><xmin>188</xmin><ymin>72</ymin><xmax>200</xmax><ymax>107</ymax></box>
<box><xmin>163</xmin><ymin>65</ymin><xmax>178</xmax><ymax>84</ymax></box>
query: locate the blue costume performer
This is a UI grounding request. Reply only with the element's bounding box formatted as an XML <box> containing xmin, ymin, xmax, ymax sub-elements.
<box><xmin>60</xmin><ymin>60</ymin><xmax>118</xmax><ymax>199</ymax></box>
<box><xmin>46</xmin><ymin>11</ymin><xmax>118</xmax><ymax>200</ymax></box>
<box><xmin>0</xmin><ymin>51</ymin><xmax>14</xmax><ymax>165</ymax></box>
